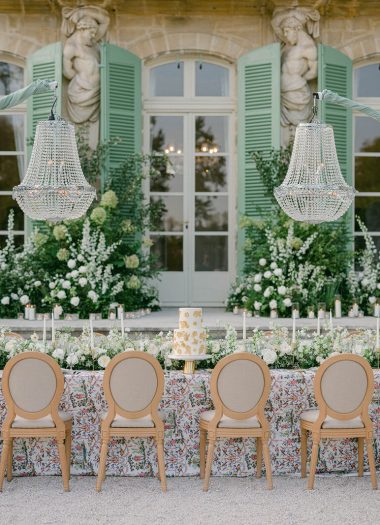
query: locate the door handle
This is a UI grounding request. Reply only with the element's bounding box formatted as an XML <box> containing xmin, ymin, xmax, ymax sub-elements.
<box><xmin>183</xmin><ymin>220</ymin><xmax>189</xmax><ymax>230</ymax></box>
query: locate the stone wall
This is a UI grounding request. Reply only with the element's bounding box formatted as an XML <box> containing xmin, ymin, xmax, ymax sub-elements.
<box><xmin>0</xmin><ymin>12</ymin><xmax>380</xmax><ymax>66</ymax></box>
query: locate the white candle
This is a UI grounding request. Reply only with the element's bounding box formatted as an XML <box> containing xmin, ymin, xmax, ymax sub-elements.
<box><xmin>375</xmin><ymin>303</ymin><xmax>380</xmax><ymax>317</ymax></box>
<box><xmin>29</xmin><ymin>305</ymin><xmax>36</xmax><ymax>321</ymax></box>
<box><xmin>292</xmin><ymin>314</ymin><xmax>296</xmax><ymax>343</ymax></box>
<box><xmin>334</xmin><ymin>298</ymin><xmax>342</xmax><ymax>318</ymax></box>
<box><xmin>329</xmin><ymin>310</ymin><xmax>333</xmax><ymax>332</ymax></box>
<box><xmin>317</xmin><ymin>315</ymin><xmax>320</xmax><ymax>336</ymax></box>
<box><xmin>43</xmin><ymin>316</ymin><xmax>47</xmax><ymax>344</ymax></box>
<box><xmin>24</xmin><ymin>304</ymin><xmax>30</xmax><ymax>320</ymax></box>
<box><xmin>53</xmin><ymin>304</ymin><xmax>62</xmax><ymax>320</ymax></box>
<box><xmin>233</xmin><ymin>306</ymin><xmax>239</xmax><ymax>315</ymax></box>
<box><xmin>117</xmin><ymin>304</ymin><xmax>124</xmax><ymax>320</ymax></box>
<box><xmin>377</xmin><ymin>317</ymin><xmax>380</xmax><ymax>348</ymax></box>
<box><xmin>308</xmin><ymin>310</ymin><xmax>315</xmax><ymax>319</ymax></box>
<box><xmin>292</xmin><ymin>308</ymin><xmax>300</xmax><ymax>319</ymax></box>
<box><xmin>51</xmin><ymin>312</ymin><xmax>55</xmax><ymax>344</ymax></box>
<box><xmin>121</xmin><ymin>311</ymin><xmax>125</xmax><ymax>338</ymax></box>
<box><xmin>318</xmin><ymin>308</ymin><xmax>325</xmax><ymax>320</ymax></box>
<box><xmin>243</xmin><ymin>310</ymin><xmax>247</xmax><ymax>341</ymax></box>
<box><xmin>90</xmin><ymin>318</ymin><xmax>94</xmax><ymax>349</ymax></box>
<box><xmin>353</xmin><ymin>303</ymin><xmax>359</xmax><ymax>317</ymax></box>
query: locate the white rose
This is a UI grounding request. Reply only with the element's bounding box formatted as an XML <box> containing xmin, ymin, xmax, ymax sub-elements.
<box><xmin>262</xmin><ymin>348</ymin><xmax>277</xmax><ymax>365</ymax></box>
<box><xmin>212</xmin><ymin>342</ymin><xmax>221</xmax><ymax>354</ymax></box>
<box><xmin>1</xmin><ymin>297</ymin><xmax>10</xmax><ymax>305</ymax></box>
<box><xmin>270</xmin><ymin>262</ymin><xmax>277</xmax><ymax>270</ymax></box>
<box><xmin>353</xmin><ymin>344</ymin><xmax>364</xmax><ymax>356</ymax></box>
<box><xmin>57</xmin><ymin>290</ymin><xmax>66</xmax><ymax>300</ymax></box>
<box><xmin>5</xmin><ymin>340</ymin><xmax>17</xmax><ymax>352</ymax></box>
<box><xmin>88</xmin><ymin>290</ymin><xmax>98</xmax><ymax>302</ymax></box>
<box><xmin>70</xmin><ymin>297</ymin><xmax>80</xmax><ymax>307</ymax></box>
<box><xmin>52</xmin><ymin>348</ymin><xmax>65</xmax><ymax>360</ymax></box>
<box><xmin>98</xmin><ymin>355</ymin><xmax>111</xmax><ymax>368</ymax></box>
<box><xmin>278</xmin><ymin>286</ymin><xmax>287</xmax><ymax>296</ymax></box>
<box><xmin>49</xmin><ymin>282</ymin><xmax>56</xmax><ymax>290</ymax></box>
<box><xmin>19</xmin><ymin>295</ymin><xmax>30</xmax><ymax>305</ymax></box>
<box><xmin>11</xmin><ymin>293</ymin><xmax>18</xmax><ymax>300</ymax></box>
<box><xmin>79</xmin><ymin>266</ymin><xmax>87</xmax><ymax>274</ymax></box>
<box><xmin>79</xmin><ymin>278</ymin><xmax>87</xmax><ymax>287</ymax></box>
<box><xmin>369</xmin><ymin>296</ymin><xmax>376</xmax><ymax>304</ymax></box>
<box><xmin>77</xmin><ymin>254</ymin><xmax>84</xmax><ymax>262</ymax></box>
<box><xmin>254</xmin><ymin>284</ymin><xmax>262</xmax><ymax>292</ymax></box>
<box><xmin>264</xmin><ymin>271</ymin><xmax>272</xmax><ymax>279</ymax></box>
<box><xmin>284</xmin><ymin>298</ymin><xmax>292</xmax><ymax>307</ymax></box>
<box><xmin>34</xmin><ymin>281</ymin><xmax>41</xmax><ymax>287</ymax></box>
<box><xmin>263</xmin><ymin>287</ymin><xmax>272</xmax><ymax>298</ymax></box>
<box><xmin>254</xmin><ymin>274</ymin><xmax>262</xmax><ymax>283</ymax></box>
<box><xmin>67</xmin><ymin>259</ymin><xmax>76</xmax><ymax>269</ymax></box>
<box><xmin>316</xmin><ymin>355</ymin><xmax>324</xmax><ymax>364</ymax></box>
<box><xmin>71</xmin><ymin>270</ymin><xmax>79</xmax><ymax>279</ymax></box>
<box><xmin>280</xmin><ymin>342</ymin><xmax>292</xmax><ymax>355</ymax></box>
<box><xmin>62</xmin><ymin>280</ymin><xmax>71</xmax><ymax>289</ymax></box>
<box><xmin>147</xmin><ymin>343</ymin><xmax>159</xmax><ymax>356</ymax></box>
<box><xmin>66</xmin><ymin>353</ymin><xmax>79</xmax><ymax>367</ymax></box>
<box><xmin>254</xmin><ymin>301</ymin><xmax>262</xmax><ymax>310</ymax></box>
<box><xmin>274</xmin><ymin>268</ymin><xmax>282</xmax><ymax>277</ymax></box>
<box><xmin>269</xmin><ymin>299</ymin><xmax>277</xmax><ymax>310</ymax></box>
<box><xmin>259</xmin><ymin>258</ymin><xmax>267</xmax><ymax>267</ymax></box>
<box><xmin>30</xmin><ymin>332</ymin><xmax>39</xmax><ymax>342</ymax></box>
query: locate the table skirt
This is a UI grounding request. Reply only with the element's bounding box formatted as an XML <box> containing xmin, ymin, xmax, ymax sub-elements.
<box><xmin>0</xmin><ymin>369</ymin><xmax>379</xmax><ymax>477</ymax></box>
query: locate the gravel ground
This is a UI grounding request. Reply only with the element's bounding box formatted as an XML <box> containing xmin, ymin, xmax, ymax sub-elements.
<box><xmin>0</xmin><ymin>475</ymin><xmax>378</xmax><ymax>525</ymax></box>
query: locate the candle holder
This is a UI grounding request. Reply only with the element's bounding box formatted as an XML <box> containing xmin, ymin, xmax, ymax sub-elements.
<box><xmin>307</xmin><ymin>306</ymin><xmax>315</xmax><ymax>319</ymax></box>
<box><xmin>317</xmin><ymin>303</ymin><xmax>326</xmax><ymax>319</ymax></box>
<box><xmin>292</xmin><ymin>303</ymin><xmax>300</xmax><ymax>319</ymax></box>
<box><xmin>270</xmin><ymin>309</ymin><xmax>278</xmax><ymax>319</ymax></box>
<box><xmin>374</xmin><ymin>300</ymin><xmax>380</xmax><ymax>318</ymax></box>
<box><xmin>233</xmin><ymin>306</ymin><xmax>239</xmax><ymax>315</ymax></box>
<box><xmin>352</xmin><ymin>301</ymin><xmax>359</xmax><ymax>317</ymax></box>
<box><xmin>334</xmin><ymin>295</ymin><xmax>342</xmax><ymax>318</ymax></box>
<box><xmin>109</xmin><ymin>308</ymin><xmax>116</xmax><ymax>320</ymax></box>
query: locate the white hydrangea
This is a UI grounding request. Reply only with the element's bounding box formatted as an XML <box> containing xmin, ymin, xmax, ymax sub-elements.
<box><xmin>280</xmin><ymin>342</ymin><xmax>292</xmax><ymax>355</ymax></box>
<box><xmin>52</xmin><ymin>348</ymin><xmax>65</xmax><ymax>360</ymax></box>
<box><xmin>79</xmin><ymin>277</ymin><xmax>87</xmax><ymax>287</ymax></box>
<box><xmin>66</xmin><ymin>353</ymin><xmax>79</xmax><ymax>367</ymax></box>
<box><xmin>254</xmin><ymin>301</ymin><xmax>262</xmax><ymax>310</ymax></box>
<box><xmin>62</xmin><ymin>280</ymin><xmax>71</xmax><ymax>289</ymax></box>
<box><xmin>79</xmin><ymin>266</ymin><xmax>87</xmax><ymax>274</ymax></box>
<box><xmin>70</xmin><ymin>297</ymin><xmax>80</xmax><ymax>307</ymax></box>
<box><xmin>277</xmin><ymin>286</ymin><xmax>287</xmax><ymax>295</ymax></box>
<box><xmin>71</xmin><ymin>270</ymin><xmax>79</xmax><ymax>279</ymax></box>
<box><xmin>263</xmin><ymin>287</ymin><xmax>272</xmax><ymax>298</ymax></box>
<box><xmin>19</xmin><ymin>295</ymin><xmax>30</xmax><ymax>305</ymax></box>
<box><xmin>49</xmin><ymin>282</ymin><xmax>56</xmax><ymax>290</ymax></box>
<box><xmin>11</xmin><ymin>293</ymin><xmax>18</xmax><ymax>300</ymax></box>
<box><xmin>57</xmin><ymin>290</ymin><xmax>66</xmax><ymax>300</ymax></box>
<box><xmin>262</xmin><ymin>348</ymin><xmax>277</xmax><ymax>365</ymax></box>
<box><xmin>34</xmin><ymin>281</ymin><xmax>41</xmax><ymax>287</ymax></box>
<box><xmin>254</xmin><ymin>284</ymin><xmax>262</xmax><ymax>292</ymax></box>
<box><xmin>254</xmin><ymin>273</ymin><xmax>262</xmax><ymax>283</ymax></box>
<box><xmin>88</xmin><ymin>290</ymin><xmax>98</xmax><ymax>302</ymax></box>
<box><xmin>98</xmin><ymin>355</ymin><xmax>111</xmax><ymax>368</ymax></box>
<box><xmin>264</xmin><ymin>271</ymin><xmax>272</xmax><ymax>279</ymax></box>
<box><xmin>284</xmin><ymin>298</ymin><xmax>292</xmax><ymax>307</ymax></box>
<box><xmin>269</xmin><ymin>299</ymin><xmax>277</xmax><ymax>310</ymax></box>
<box><xmin>274</xmin><ymin>268</ymin><xmax>283</xmax><ymax>277</ymax></box>
<box><xmin>369</xmin><ymin>296</ymin><xmax>376</xmax><ymax>304</ymax></box>
<box><xmin>67</xmin><ymin>259</ymin><xmax>76</xmax><ymax>269</ymax></box>
<box><xmin>259</xmin><ymin>258</ymin><xmax>266</xmax><ymax>267</ymax></box>
<box><xmin>1</xmin><ymin>297</ymin><xmax>10</xmax><ymax>305</ymax></box>
<box><xmin>270</xmin><ymin>262</ymin><xmax>277</xmax><ymax>270</ymax></box>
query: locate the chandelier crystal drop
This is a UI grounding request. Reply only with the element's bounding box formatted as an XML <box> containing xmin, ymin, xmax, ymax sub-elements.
<box><xmin>274</xmin><ymin>120</ymin><xmax>356</xmax><ymax>224</ymax></box>
<box><xmin>13</xmin><ymin>118</ymin><xmax>96</xmax><ymax>222</ymax></box>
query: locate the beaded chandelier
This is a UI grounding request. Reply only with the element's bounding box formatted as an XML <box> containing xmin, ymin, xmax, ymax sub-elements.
<box><xmin>274</xmin><ymin>94</ymin><xmax>356</xmax><ymax>224</ymax></box>
<box><xmin>13</xmin><ymin>87</ymin><xmax>96</xmax><ymax>222</ymax></box>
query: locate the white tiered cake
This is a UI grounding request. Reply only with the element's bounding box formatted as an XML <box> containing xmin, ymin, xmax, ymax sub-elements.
<box><xmin>172</xmin><ymin>308</ymin><xmax>207</xmax><ymax>356</ymax></box>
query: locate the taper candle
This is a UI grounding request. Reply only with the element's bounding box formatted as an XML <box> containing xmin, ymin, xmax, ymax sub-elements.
<box><xmin>243</xmin><ymin>310</ymin><xmax>247</xmax><ymax>341</ymax></box>
<box><xmin>43</xmin><ymin>316</ymin><xmax>46</xmax><ymax>344</ymax></box>
<box><xmin>51</xmin><ymin>311</ymin><xmax>55</xmax><ymax>344</ymax></box>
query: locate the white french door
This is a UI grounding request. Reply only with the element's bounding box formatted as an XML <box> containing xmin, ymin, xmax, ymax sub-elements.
<box><xmin>144</xmin><ymin>59</ymin><xmax>235</xmax><ymax>306</ymax></box>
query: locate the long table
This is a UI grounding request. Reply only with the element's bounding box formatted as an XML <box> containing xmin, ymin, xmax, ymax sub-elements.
<box><xmin>1</xmin><ymin>369</ymin><xmax>379</xmax><ymax>477</ymax></box>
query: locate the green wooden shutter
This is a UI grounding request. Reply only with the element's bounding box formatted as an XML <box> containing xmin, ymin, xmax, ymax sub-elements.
<box><xmin>26</xmin><ymin>42</ymin><xmax>62</xmax><ymax>234</ymax></box>
<box><xmin>100</xmin><ymin>43</ymin><xmax>141</xmax><ymax>206</ymax></box>
<box><xmin>318</xmin><ymin>44</ymin><xmax>353</xmax><ymax>232</ymax></box>
<box><xmin>237</xmin><ymin>43</ymin><xmax>281</xmax><ymax>273</ymax></box>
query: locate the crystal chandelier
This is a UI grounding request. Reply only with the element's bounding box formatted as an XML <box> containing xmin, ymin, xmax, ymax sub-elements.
<box><xmin>274</xmin><ymin>93</ymin><xmax>356</xmax><ymax>224</ymax></box>
<box><xmin>13</xmin><ymin>85</ymin><xmax>96</xmax><ymax>222</ymax></box>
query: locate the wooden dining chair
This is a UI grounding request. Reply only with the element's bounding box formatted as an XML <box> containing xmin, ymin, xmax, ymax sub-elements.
<box><xmin>200</xmin><ymin>352</ymin><xmax>272</xmax><ymax>491</ymax></box>
<box><xmin>300</xmin><ymin>353</ymin><xmax>377</xmax><ymax>490</ymax></box>
<box><xmin>4</xmin><ymin>332</ymin><xmax>23</xmax><ymax>339</ymax></box>
<box><xmin>96</xmin><ymin>351</ymin><xmax>166</xmax><ymax>492</ymax></box>
<box><xmin>0</xmin><ymin>352</ymin><xmax>72</xmax><ymax>491</ymax></box>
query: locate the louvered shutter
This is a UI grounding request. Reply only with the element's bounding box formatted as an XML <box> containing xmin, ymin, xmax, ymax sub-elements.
<box><xmin>237</xmin><ymin>43</ymin><xmax>281</xmax><ymax>272</ymax></box>
<box><xmin>26</xmin><ymin>42</ymin><xmax>62</xmax><ymax>234</ymax></box>
<box><xmin>100</xmin><ymin>43</ymin><xmax>141</xmax><ymax>217</ymax></box>
<box><xmin>318</xmin><ymin>44</ymin><xmax>353</xmax><ymax>231</ymax></box>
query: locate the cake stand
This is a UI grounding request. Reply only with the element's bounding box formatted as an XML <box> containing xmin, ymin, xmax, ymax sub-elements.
<box><xmin>167</xmin><ymin>354</ymin><xmax>210</xmax><ymax>374</ymax></box>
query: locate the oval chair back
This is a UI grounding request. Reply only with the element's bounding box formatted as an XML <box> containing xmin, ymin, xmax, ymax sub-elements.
<box><xmin>314</xmin><ymin>353</ymin><xmax>374</xmax><ymax>423</ymax></box>
<box><xmin>210</xmin><ymin>353</ymin><xmax>271</xmax><ymax>426</ymax></box>
<box><xmin>1</xmin><ymin>352</ymin><xmax>65</xmax><ymax>428</ymax></box>
<box><xmin>4</xmin><ymin>332</ymin><xmax>23</xmax><ymax>340</ymax></box>
<box><xmin>103</xmin><ymin>351</ymin><xmax>164</xmax><ymax>423</ymax></box>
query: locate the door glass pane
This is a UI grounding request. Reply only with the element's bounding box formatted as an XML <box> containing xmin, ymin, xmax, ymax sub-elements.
<box><xmin>150</xmin><ymin>116</ymin><xmax>183</xmax><ymax>153</ymax></box>
<box><xmin>0</xmin><ymin>62</ymin><xmax>23</xmax><ymax>95</ymax></box>
<box><xmin>150</xmin><ymin>196</ymin><xmax>183</xmax><ymax>232</ymax></box>
<box><xmin>355</xmin><ymin>157</ymin><xmax>380</xmax><ymax>192</ymax></box>
<box><xmin>0</xmin><ymin>156</ymin><xmax>24</xmax><ymax>190</ymax></box>
<box><xmin>195</xmin><ymin>116</ymin><xmax>228</xmax><ymax>153</ymax></box>
<box><xmin>354</xmin><ymin>64</ymin><xmax>380</xmax><ymax>98</ymax></box>
<box><xmin>150</xmin><ymin>157</ymin><xmax>183</xmax><ymax>192</ymax></box>
<box><xmin>355</xmin><ymin>117</ymin><xmax>380</xmax><ymax>152</ymax></box>
<box><xmin>195</xmin><ymin>236</ymin><xmax>228</xmax><ymax>271</ymax></box>
<box><xmin>0</xmin><ymin>235</ymin><xmax>23</xmax><ymax>248</ymax></box>
<box><xmin>195</xmin><ymin>62</ymin><xmax>229</xmax><ymax>96</ymax></box>
<box><xmin>195</xmin><ymin>156</ymin><xmax>227</xmax><ymax>192</ymax></box>
<box><xmin>150</xmin><ymin>62</ymin><xmax>184</xmax><ymax>97</ymax></box>
<box><xmin>355</xmin><ymin>196</ymin><xmax>380</xmax><ymax>231</ymax></box>
<box><xmin>150</xmin><ymin>235</ymin><xmax>183</xmax><ymax>271</ymax></box>
<box><xmin>195</xmin><ymin>196</ymin><xmax>228</xmax><ymax>231</ymax></box>
<box><xmin>0</xmin><ymin>196</ymin><xmax>23</xmax><ymax>230</ymax></box>
<box><xmin>0</xmin><ymin>115</ymin><xmax>24</xmax><ymax>151</ymax></box>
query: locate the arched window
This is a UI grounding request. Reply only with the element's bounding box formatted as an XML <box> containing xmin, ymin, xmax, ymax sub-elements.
<box><xmin>143</xmin><ymin>57</ymin><xmax>235</xmax><ymax>306</ymax></box>
<box><xmin>353</xmin><ymin>63</ymin><xmax>380</xmax><ymax>252</ymax></box>
<box><xmin>0</xmin><ymin>59</ymin><xmax>25</xmax><ymax>246</ymax></box>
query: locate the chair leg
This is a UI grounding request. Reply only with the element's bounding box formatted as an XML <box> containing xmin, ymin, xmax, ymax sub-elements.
<box><xmin>203</xmin><ymin>438</ymin><xmax>216</xmax><ymax>492</ymax></box>
<box><xmin>7</xmin><ymin>438</ymin><xmax>13</xmax><ymax>482</ymax></box>
<box><xmin>301</xmin><ymin>428</ymin><xmax>307</xmax><ymax>479</ymax></box>
<box><xmin>262</xmin><ymin>439</ymin><xmax>273</xmax><ymax>490</ymax></box>
<box><xmin>156</xmin><ymin>437</ymin><xmax>167</xmax><ymax>492</ymax></box>
<box><xmin>256</xmin><ymin>437</ymin><xmax>262</xmax><ymax>479</ymax></box>
<box><xmin>366</xmin><ymin>438</ymin><xmax>378</xmax><ymax>490</ymax></box>
<box><xmin>57</xmin><ymin>439</ymin><xmax>70</xmax><ymax>492</ymax></box>
<box><xmin>0</xmin><ymin>439</ymin><xmax>10</xmax><ymax>492</ymax></box>
<box><xmin>65</xmin><ymin>430</ymin><xmax>72</xmax><ymax>481</ymax></box>
<box><xmin>358</xmin><ymin>437</ymin><xmax>364</xmax><ymax>478</ymax></box>
<box><xmin>199</xmin><ymin>429</ymin><xmax>206</xmax><ymax>479</ymax></box>
<box><xmin>96</xmin><ymin>438</ymin><xmax>109</xmax><ymax>492</ymax></box>
<box><xmin>308</xmin><ymin>439</ymin><xmax>320</xmax><ymax>490</ymax></box>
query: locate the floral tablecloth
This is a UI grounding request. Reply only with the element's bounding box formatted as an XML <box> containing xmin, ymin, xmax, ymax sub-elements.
<box><xmin>0</xmin><ymin>369</ymin><xmax>379</xmax><ymax>477</ymax></box>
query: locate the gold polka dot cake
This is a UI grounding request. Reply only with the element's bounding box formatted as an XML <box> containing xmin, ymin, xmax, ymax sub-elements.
<box><xmin>172</xmin><ymin>308</ymin><xmax>207</xmax><ymax>356</ymax></box>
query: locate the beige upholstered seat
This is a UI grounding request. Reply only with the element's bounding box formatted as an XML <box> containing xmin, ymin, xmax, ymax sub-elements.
<box><xmin>0</xmin><ymin>352</ymin><xmax>72</xmax><ymax>492</ymax></box>
<box><xmin>300</xmin><ymin>409</ymin><xmax>364</xmax><ymax>429</ymax></box>
<box><xmin>200</xmin><ymin>410</ymin><xmax>261</xmax><ymax>428</ymax></box>
<box><xmin>300</xmin><ymin>354</ymin><xmax>377</xmax><ymax>490</ymax></box>
<box><xmin>97</xmin><ymin>351</ymin><xmax>166</xmax><ymax>492</ymax></box>
<box><xmin>101</xmin><ymin>411</ymin><xmax>165</xmax><ymax>428</ymax></box>
<box><xmin>200</xmin><ymin>353</ymin><xmax>272</xmax><ymax>491</ymax></box>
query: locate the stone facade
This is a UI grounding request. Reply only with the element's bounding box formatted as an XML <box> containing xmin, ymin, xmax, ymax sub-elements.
<box><xmin>1</xmin><ymin>12</ymin><xmax>380</xmax><ymax>66</ymax></box>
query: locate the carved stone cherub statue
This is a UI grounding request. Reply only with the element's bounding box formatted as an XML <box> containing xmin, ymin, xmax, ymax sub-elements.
<box><xmin>271</xmin><ymin>7</ymin><xmax>320</xmax><ymax>145</ymax></box>
<box><xmin>62</xmin><ymin>6</ymin><xmax>110</xmax><ymax>125</ymax></box>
